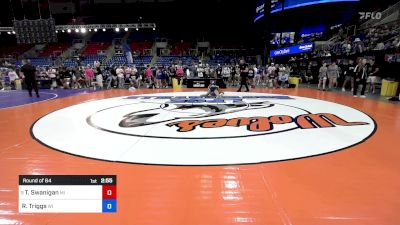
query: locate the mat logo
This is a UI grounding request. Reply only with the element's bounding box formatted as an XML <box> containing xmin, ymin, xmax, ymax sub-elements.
<box><xmin>117</xmin><ymin>95</ymin><xmax>369</xmax><ymax>137</ymax></box>
<box><xmin>118</xmin><ymin>95</ymin><xmax>288</xmax><ymax>133</ymax></box>
<box><xmin>32</xmin><ymin>92</ymin><xmax>376</xmax><ymax>165</ymax></box>
<box><xmin>167</xmin><ymin>113</ymin><xmax>368</xmax><ymax>133</ymax></box>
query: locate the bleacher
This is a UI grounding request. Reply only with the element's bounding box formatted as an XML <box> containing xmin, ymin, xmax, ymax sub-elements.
<box><xmin>16</xmin><ymin>58</ymin><xmax>53</xmax><ymax>67</ymax></box>
<box><xmin>170</xmin><ymin>42</ymin><xmax>193</xmax><ymax>55</ymax></box>
<box><xmin>132</xmin><ymin>56</ymin><xmax>153</xmax><ymax>66</ymax></box>
<box><xmin>207</xmin><ymin>56</ymin><xmax>237</xmax><ymax>65</ymax></box>
<box><xmin>82</xmin><ymin>42</ymin><xmax>111</xmax><ymax>56</ymax></box>
<box><xmin>0</xmin><ymin>44</ymin><xmax>33</xmax><ymax>58</ymax></box>
<box><xmin>105</xmin><ymin>55</ymin><xmax>127</xmax><ymax>66</ymax></box>
<box><xmin>156</xmin><ymin>56</ymin><xmax>198</xmax><ymax>66</ymax></box>
<box><xmin>130</xmin><ymin>42</ymin><xmax>153</xmax><ymax>55</ymax></box>
<box><xmin>63</xmin><ymin>59</ymin><xmax>79</xmax><ymax>68</ymax></box>
<box><xmin>81</xmin><ymin>55</ymin><xmax>107</xmax><ymax>66</ymax></box>
<box><xmin>39</xmin><ymin>43</ymin><xmax>71</xmax><ymax>57</ymax></box>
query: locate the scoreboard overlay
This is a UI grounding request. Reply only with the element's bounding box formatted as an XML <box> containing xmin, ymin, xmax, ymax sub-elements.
<box><xmin>19</xmin><ymin>175</ymin><xmax>116</xmax><ymax>213</ymax></box>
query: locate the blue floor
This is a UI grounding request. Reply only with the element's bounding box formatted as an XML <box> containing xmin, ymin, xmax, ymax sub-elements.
<box><xmin>0</xmin><ymin>89</ymin><xmax>97</xmax><ymax>109</ymax></box>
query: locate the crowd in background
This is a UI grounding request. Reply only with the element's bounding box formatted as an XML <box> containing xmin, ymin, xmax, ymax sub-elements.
<box><xmin>0</xmin><ymin>56</ymin><xmax>379</xmax><ymax>95</ymax></box>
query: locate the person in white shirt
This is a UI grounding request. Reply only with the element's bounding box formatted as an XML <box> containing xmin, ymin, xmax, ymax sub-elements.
<box><xmin>318</xmin><ymin>63</ymin><xmax>328</xmax><ymax>91</ymax></box>
<box><xmin>124</xmin><ymin>66</ymin><xmax>132</xmax><ymax>79</ymax></box>
<box><xmin>8</xmin><ymin>69</ymin><xmax>18</xmax><ymax>82</ymax></box>
<box><xmin>267</xmin><ymin>64</ymin><xmax>276</xmax><ymax>76</ymax></box>
<box><xmin>197</xmin><ymin>65</ymin><xmax>204</xmax><ymax>78</ymax></box>
<box><xmin>131</xmin><ymin>65</ymin><xmax>140</xmax><ymax>88</ymax></box>
<box><xmin>267</xmin><ymin>64</ymin><xmax>277</xmax><ymax>88</ymax></box>
<box><xmin>222</xmin><ymin>65</ymin><xmax>231</xmax><ymax>84</ymax></box>
<box><xmin>327</xmin><ymin>61</ymin><xmax>340</xmax><ymax>90</ymax></box>
<box><xmin>8</xmin><ymin>69</ymin><xmax>18</xmax><ymax>89</ymax></box>
<box><xmin>375</xmin><ymin>42</ymin><xmax>385</xmax><ymax>51</ymax></box>
<box><xmin>116</xmin><ymin>66</ymin><xmax>125</xmax><ymax>89</ymax></box>
<box><xmin>185</xmin><ymin>67</ymin><xmax>191</xmax><ymax>78</ymax></box>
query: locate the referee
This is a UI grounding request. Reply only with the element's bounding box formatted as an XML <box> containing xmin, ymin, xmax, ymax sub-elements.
<box><xmin>237</xmin><ymin>59</ymin><xmax>250</xmax><ymax>92</ymax></box>
<box><xmin>20</xmin><ymin>59</ymin><xmax>40</xmax><ymax>98</ymax></box>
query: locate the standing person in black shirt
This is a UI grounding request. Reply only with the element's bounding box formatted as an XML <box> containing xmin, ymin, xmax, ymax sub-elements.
<box><xmin>342</xmin><ymin>59</ymin><xmax>355</xmax><ymax>92</ymax></box>
<box><xmin>20</xmin><ymin>59</ymin><xmax>39</xmax><ymax>97</ymax></box>
<box><xmin>215</xmin><ymin>64</ymin><xmax>222</xmax><ymax>78</ymax></box>
<box><xmin>106</xmin><ymin>66</ymin><xmax>117</xmax><ymax>89</ymax></box>
<box><xmin>237</xmin><ymin>59</ymin><xmax>250</xmax><ymax>92</ymax></box>
<box><xmin>366</xmin><ymin>59</ymin><xmax>380</xmax><ymax>94</ymax></box>
<box><xmin>353</xmin><ymin>59</ymin><xmax>368</xmax><ymax>98</ymax></box>
<box><xmin>230</xmin><ymin>65</ymin><xmax>237</xmax><ymax>86</ymax></box>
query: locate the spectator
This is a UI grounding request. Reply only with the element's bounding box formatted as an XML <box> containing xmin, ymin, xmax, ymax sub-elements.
<box><xmin>248</xmin><ymin>65</ymin><xmax>255</xmax><ymax>88</ymax></box>
<box><xmin>48</xmin><ymin>67</ymin><xmax>57</xmax><ymax>89</ymax></box>
<box><xmin>318</xmin><ymin>63</ymin><xmax>328</xmax><ymax>91</ymax></box>
<box><xmin>366</xmin><ymin>59</ymin><xmax>380</xmax><ymax>94</ymax></box>
<box><xmin>116</xmin><ymin>66</ymin><xmax>125</xmax><ymax>89</ymax></box>
<box><xmin>254</xmin><ymin>65</ymin><xmax>263</xmax><ymax>86</ymax></box>
<box><xmin>84</xmin><ymin>65</ymin><xmax>94</xmax><ymax>88</ymax></box>
<box><xmin>222</xmin><ymin>64</ymin><xmax>231</xmax><ymax>84</ymax></box>
<box><xmin>375</xmin><ymin>42</ymin><xmax>385</xmax><ymax>51</ymax></box>
<box><xmin>144</xmin><ymin>65</ymin><xmax>155</xmax><ymax>88</ymax></box>
<box><xmin>8</xmin><ymin>68</ymin><xmax>18</xmax><ymax>90</ymax></box>
<box><xmin>353</xmin><ymin>59</ymin><xmax>368</xmax><ymax>98</ymax></box>
<box><xmin>94</xmin><ymin>61</ymin><xmax>103</xmax><ymax>89</ymax></box>
<box><xmin>327</xmin><ymin>61</ymin><xmax>340</xmax><ymax>90</ymax></box>
<box><xmin>278</xmin><ymin>68</ymin><xmax>289</xmax><ymax>88</ymax></box>
<box><xmin>342</xmin><ymin>59</ymin><xmax>355</xmax><ymax>92</ymax></box>
<box><xmin>237</xmin><ymin>59</ymin><xmax>250</xmax><ymax>92</ymax></box>
<box><xmin>267</xmin><ymin>63</ymin><xmax>277</xmax><ymax>88</ymax></box>
<box><xmin>176</xmin><ymin>65</ymin><xmax>184</xmax><ymax>86</ymax></box>
<box><xmin>106</xmin><ymin>66</ymin><xmax>117</xmax><ymax>89</ymax></box>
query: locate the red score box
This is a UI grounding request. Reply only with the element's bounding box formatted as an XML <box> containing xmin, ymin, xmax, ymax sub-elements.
<box><xmin>102</xmin><ymin>185</ymin><xmax>117</xmax><ymax>199</ymax></box>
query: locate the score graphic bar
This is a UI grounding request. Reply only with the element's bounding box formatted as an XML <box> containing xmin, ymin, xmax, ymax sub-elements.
<box><xmin>19</xmin><ymin>175</ymin><xmax>117</xmax><ymax>213</ymax></box>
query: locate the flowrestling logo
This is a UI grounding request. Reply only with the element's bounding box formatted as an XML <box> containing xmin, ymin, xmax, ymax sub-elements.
<box><xmin>31</xmin><ymin>92</ymin><xmax>376</xmax><ymax>165</ymax></box>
